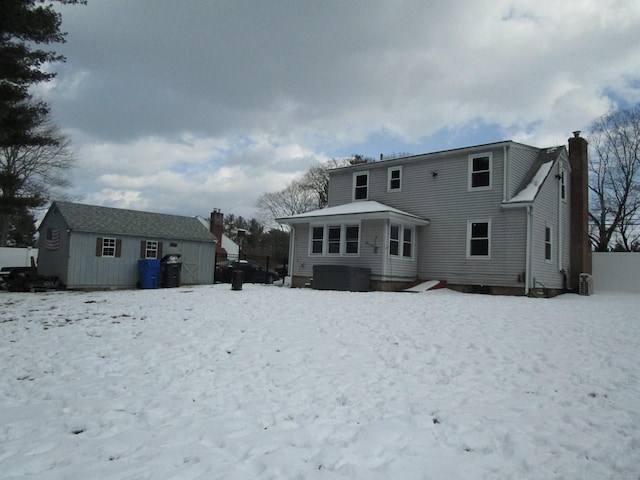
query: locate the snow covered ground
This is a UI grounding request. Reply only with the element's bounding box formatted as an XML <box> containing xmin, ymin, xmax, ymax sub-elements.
<box><xmin>1</xmin><ymin>285</ymin><xmax>639</xmax><ymax>479</ymax></box>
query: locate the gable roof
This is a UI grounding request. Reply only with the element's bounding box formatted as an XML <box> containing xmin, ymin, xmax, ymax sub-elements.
<box><xmin>276</xmin><ymin>200</ymin><xmax>431</xmax><ymax>225</ymax></box>
<box><xmin>45</xmin><ymin>201</ymin><xmax>216</xmax><ymax>243</ymax></box>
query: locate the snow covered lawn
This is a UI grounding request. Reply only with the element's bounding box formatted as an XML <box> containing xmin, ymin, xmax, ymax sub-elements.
<box><xmin>1</xmin><ymin>285</ymin><xmax>639</xmax><ymax>479</ymax></box>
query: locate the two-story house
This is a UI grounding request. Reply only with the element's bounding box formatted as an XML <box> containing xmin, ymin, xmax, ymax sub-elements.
<box><xmin>277</xmin><ymin>132</ymin><xmax>591</xmax><ymax>295</ymax></box>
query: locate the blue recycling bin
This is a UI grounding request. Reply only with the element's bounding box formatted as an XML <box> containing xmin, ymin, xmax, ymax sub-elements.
<box><xmin>138</xmin><ymin>259</ymin><xmax>160</xmax><ymax>289</ymax></box>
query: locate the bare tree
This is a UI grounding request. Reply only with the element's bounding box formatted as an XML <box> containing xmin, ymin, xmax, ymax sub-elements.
<box><xmin>257</xmin><ymin>180</ymin><xmax>317</xmax><ymax>230</ymax></box>
<box><xmin>0</xmin><ymin>121</ymin><xmax>75</xmax><ymax>244</ymax></box>
<box><xmin>588</xmin><ymin>105</ymin><xmax>640</xmax><ymax>251</ymax></box>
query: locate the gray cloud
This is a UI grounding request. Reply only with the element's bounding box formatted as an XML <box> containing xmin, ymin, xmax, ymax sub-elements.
<box><xmin>43</xmin><ymin>0</ymin><xmax>640</xmax><ymax>218</ymax></box>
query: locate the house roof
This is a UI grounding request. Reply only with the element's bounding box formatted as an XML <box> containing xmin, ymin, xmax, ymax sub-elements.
<box><xmin>276</xmin><ymin>200</ymin><xmax>431</xmax><ymax>225</ymax></box>
<box><xmin>503</xmin><ymin>146</ymin><xmax>566</xmax><ymax>207</ymax></box>
<box><xmin>45</xmin><ymin>201</ymin><xmax>217</xmax><ymax>243</ymax></box>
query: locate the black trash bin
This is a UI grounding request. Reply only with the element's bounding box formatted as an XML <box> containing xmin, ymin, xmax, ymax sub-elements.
<box><xmin>231</xmin><ymin>269</ymin><xmax>243</xmax><ymax>290</ymax></box>
<box><xmin>160</xmin><ymin>254</ymin><xmax>182</xmax><ymax>288</ymax></box>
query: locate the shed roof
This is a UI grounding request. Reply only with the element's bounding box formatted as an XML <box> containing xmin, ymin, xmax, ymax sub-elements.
<box><xmin>46</xmin><ymin>201</ymin><xmax>216</xmax><ymax>243</ymax></box>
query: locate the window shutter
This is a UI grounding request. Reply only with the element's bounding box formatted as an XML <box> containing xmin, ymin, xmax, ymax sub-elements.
<box><xmin>157</xmin><ymin>242</ymin><xmax>163</xmax><ymax>259</ymax></box>
<box><xmin>115</xmin><ymin>239</ymin><xmax>122</xmax><ymax>258</ymax></box>
<box><xmin>140</xmin><ymin>240</ymin><xmax>146</xmax><ymax>259</ymax></box>
<box><xmin>96</xmin><ymin>237</ymin><xmax>103</xmax><ymax>257</ymax></box>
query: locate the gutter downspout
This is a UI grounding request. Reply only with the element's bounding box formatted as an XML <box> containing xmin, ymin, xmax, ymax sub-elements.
<box><xmin>525</xmin><ymin>205</ymin><xmax>533</xmax><ymax>296</ymax></box>
<box><xmin>503</xmin><ymin>145</ymin><xmax>509</xmax><ymax>203</ymax></box>
<box><xmin>287</xmin><ymin>227</ymin><xmax>295</xmax><ymax>288</ymax></box>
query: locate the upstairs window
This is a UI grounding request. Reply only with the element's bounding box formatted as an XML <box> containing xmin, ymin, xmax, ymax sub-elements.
<box><xmin>469</xmin><ymin>153</ymin><xmax>492</xmax><ymax>190</ymax></box>
<box><xmin>353</xmin><ymin>172</ymin><xmax>369</xmax><ymax>200</ymax></box>
<box><xmin>388</xmin><ymin>166</ymin><xmax>402</xmax><ymax>191</ymax></box>
<box><xmin>467</xmin><ymin>220</ymin><xmax>491</xmax><ymax>258</ymax></box>
<box><xmin>560</xmin><ymin>169</ymin><xmax>566</xmax><ymax>201</ymax></box>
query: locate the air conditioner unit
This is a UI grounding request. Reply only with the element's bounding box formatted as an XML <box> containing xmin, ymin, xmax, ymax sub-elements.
<box><xmin>579</xmin><ymin>273</ymin><xmax>593</xmax><ymax>296</ymax></box>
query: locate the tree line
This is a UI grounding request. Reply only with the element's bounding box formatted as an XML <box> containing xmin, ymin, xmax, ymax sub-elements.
<box><xmin>1</xmin><ymin>2</ymin><xmax>639</xmax><ymax>252</ymax></box>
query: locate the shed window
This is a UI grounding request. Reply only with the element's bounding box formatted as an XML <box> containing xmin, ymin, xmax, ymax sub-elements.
<box><xmin>96</xmin><ymin>237</ymin><xmax>122</xmax><ymax>257</ymax></box>
<box><xmin>146</xmin><ymin>241</ymin><xmax>158</xmax><ymax>259</ymax></box>
<box><xmin>102</xmin><ymin>237</ymin><xmax>116</xmax><ymax>257</ymax></box>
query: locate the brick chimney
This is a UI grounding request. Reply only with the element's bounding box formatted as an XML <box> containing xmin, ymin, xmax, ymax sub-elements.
<box><xmin>210</xmin><ymin>209</ymin><xmax>226</xmax><ymax>255</ymax></box>
<box><xmin>568</xmin><ymin>131</ymin><xmax>592</xmax><ymax>291</ymax></box>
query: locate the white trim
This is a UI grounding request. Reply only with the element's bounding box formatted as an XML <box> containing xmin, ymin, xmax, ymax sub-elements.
<box><xmin>466</xmin><ymin>219</ymin><xmax>491</xmax><ymax>259</ymax></box>
<box><xmin>387</xmin><ymin>166</ymin><xmax>402</xmax><ymax>192</ymax></box>
<box><xmin>102</xmin><ymin>237</ymin><xmax>117</xmax><ymax>257</ymax></box>
<box><xmin>353</xmin><ymin>171</ymin><xmax>369</xmax><ymax>201</ymax></box>
<box><xmin>388</xmin><ymin>223</ymin><xmax>414</xmax><ymax>259</ymax></box>
<box><xmin>468</xmin><ymin>152</ymin><xmax>493</xmax><ymax>191</ymax></box>
<box><xmin>308</xmin><ymin>222</ymin><xmax>362</xmax><ymax>256</ymax></box>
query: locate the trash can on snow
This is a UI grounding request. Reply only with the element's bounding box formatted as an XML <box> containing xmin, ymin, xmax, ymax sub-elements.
<box><xmin>138</xmin><ymin>258</ymin><xmax>160</xmax><ymax>289</ymax></box>
<box><xmin>160</xmin><ymin>254</ymin><xmax>182</xmax><ymax>288</ymax></box>
<box><xmin>231</xmin><ymin>269</ymin><xmax>243</xmax><ymax>290</ymax></box>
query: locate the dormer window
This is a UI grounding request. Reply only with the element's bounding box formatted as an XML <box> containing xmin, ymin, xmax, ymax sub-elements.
<box><xmin>353</xmin><ymin>172</ymin><xmax>369</xmax><ymax>200</ymax></box>
<box><xmin>469</xmin><ymin>153</ymin><xmax>492</xmax><ymax>190</ymax></box>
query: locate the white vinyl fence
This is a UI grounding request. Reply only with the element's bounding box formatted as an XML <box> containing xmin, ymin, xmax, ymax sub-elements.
<box><xmin>592</xmin><ymin>252</ymin><xmax>640</xmax><ymax>294</ymax></box>
<box><xmin>0</xmin><ymin>247</ymin><xmax>38</xmax><ymax>269</ymax></box>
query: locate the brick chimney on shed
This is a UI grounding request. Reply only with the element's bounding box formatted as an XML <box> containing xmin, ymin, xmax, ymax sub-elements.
<box><xmin>210</xmin><ymin>209</ymin><xmax>226</xmax><ymax>255</ymax></box>
<box><xmin>568</xmin><ymin>131</ymin><xmax>592</xmax><ymax>291</ymax></box>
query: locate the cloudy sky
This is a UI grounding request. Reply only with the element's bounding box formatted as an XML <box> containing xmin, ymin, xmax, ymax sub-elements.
<box><xmin>39</xmin><ymin>0</ymin><xmax>640</xmax><ymax>220</ymax></box>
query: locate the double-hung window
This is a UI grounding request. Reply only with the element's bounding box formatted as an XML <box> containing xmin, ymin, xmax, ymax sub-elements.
<box><xmin>469</xmin><ymin>153</ymin><xmax>492</xmax><ymax>190</ymax></box>
<box><xmin>145</xmin><ymin>240</ymin><xmax>159</xmax><ymax>259</ymax></box>
<box><xmin>327</xmin><ymin>226</ymin><xmax>341</xmax><ymax>254</ymax></box>
<box><xmin>311</xmin><ymin>226</ymin><xmax>324</xmax><ymax>254</ymax></box>
<box><xmin>345</xmin><ymin>226</ymin><xmax>360</xmax><ymax>254</ymax></box>
<box><xmin>467</xmin><ymin>220</ymin><xmax>491</xmax><ymax>258</ymax></box>
<box><xmin>389</xmin><ymin>224</ymin><xmax>413</xmax><ymax>258</ymax></box>
<box><xmin>102</xmin><ymin>237</ymin><xmax>117</xmax><ymax>257</ymax></box>
<box><xmin>309</xmin><ymin>224</ymin><xmax>360</xmax><ymax>255</ymax></box>
<box><xmin>545</xmin><ymin>226</ymin><xmax>552</xmax><ymax>262</ymax></box>
<box><xmin>388</xmin><ymin>167</ymin><xmax>402</xmax><ymax>191</ymax></box>
<box><xmin>353</xmin><ymin>172</ymin><xmax>369</xmax><ymax>200</ymax></box>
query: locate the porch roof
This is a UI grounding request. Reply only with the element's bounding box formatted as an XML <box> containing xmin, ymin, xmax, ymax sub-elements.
<box><xmin>276</xmin><ymin>201</ymin><xmax>431</xmax><ymax>225</ymax></box>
